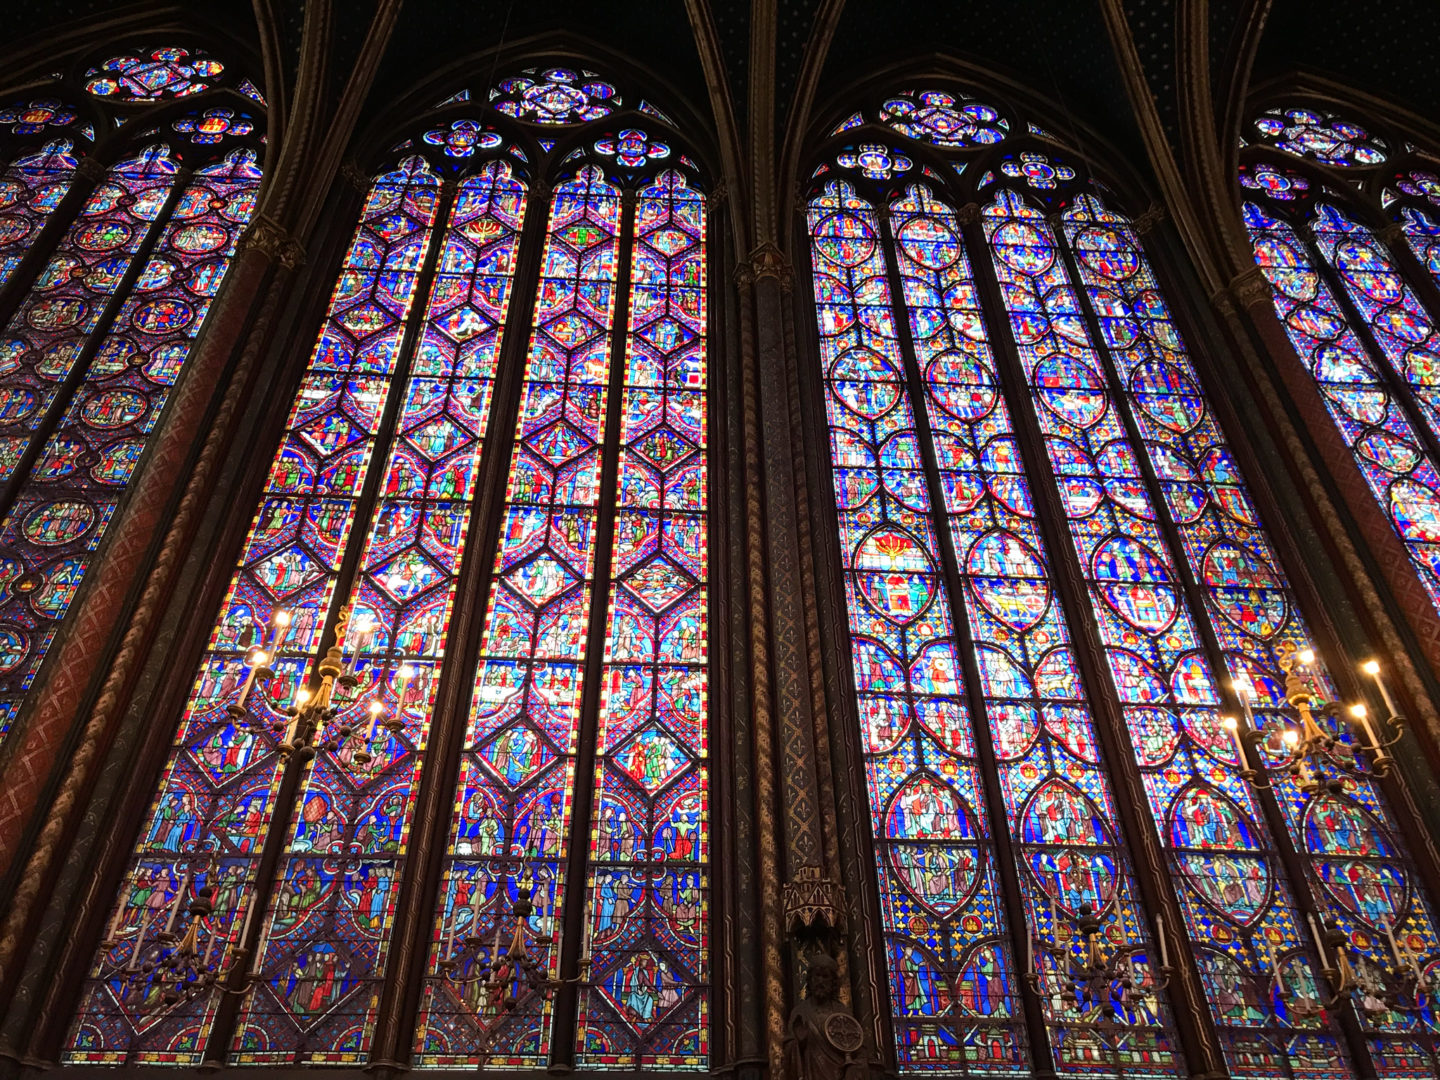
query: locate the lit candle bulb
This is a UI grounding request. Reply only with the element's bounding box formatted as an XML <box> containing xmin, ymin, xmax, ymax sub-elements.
<box><xmin>366</xmin><ymin>699</ymin><xmax>384</xmax><ymax>742</ymax></box>
<box><xmin>1282</xmin><ymin>727</ymin><xmax>1300</xmax><ymax>750</ymax></box>
<box><xmin>1222</xmin><ymin>715</ymin><xmax>1250</xmax><ymax>773</ymax></box>
<box><xmin>1362</xmin><ymin>659</ymin><xmax>1399</xmax><ymax>719</ymax></box>
<box><xmin>397</xmin><ymin>664</ymin><xmax>415</xmax><ymax>715</ymax></box>
<box><xmin>164</xmin><ymin>868</ymin><xmax>192</xmax><ymax>937</ymax></box>
<box><xmin>272</xmin><ymin>609</ymin><xmax>292</xmax><ymax>651</ymax></box>
<box><xmin>1298</xmin><ymin>648</ymin><xmax>1315</xmax><ymax>667</ymax></box>
<box><xmin>235</xmin><ymin>649</ymin><xmax>269</xmax><ymax>711</ymax></box>
<box><xmin>1349</xmin><ymin>702</ymin><xmax>1381</xmax><ymax>753</ymax></box>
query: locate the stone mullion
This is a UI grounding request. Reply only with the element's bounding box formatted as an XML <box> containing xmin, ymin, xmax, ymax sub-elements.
<box><xmin>367</xmin><ymin>173</ymin><xmax>554</xmax><ymax>1068</ymax></box>
<box><xmin>962</xmin><ymin>204</ymin><xmax>1224</xmax><ymax>1077</ymax></box>
<box><xmin>878</xmin><ymin>203</ymin><xmax>1057</xmax><ymax>1078</ymax></box>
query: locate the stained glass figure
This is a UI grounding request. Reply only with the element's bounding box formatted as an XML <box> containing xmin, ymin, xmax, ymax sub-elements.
<box><xmin>416</xmin><ymin>164</ymin><xmax>623</xmax><ymax>1067</ymax></box>
<box><xmin>229</xmin><ymin>161</ymin><xmax>527</xmax><ymax>1064</ymax></box>
<box><xmin>1252</xmin><ymin>108</ymin><xmax>1388</xmax><ymax>168</ymax></box>
<box><xmin>836</xmin><ymin>145</ymin><xmax>913</xmax><ymax>180</ymax></box>
<box><xmin>575</xmin><ymin>170</ymin><xmax>708</xmax><ymax>1069</ymax></box>
<box><xmin>807</xmin><ymin>178</ymin><xmax>1027</xmax><ymax>1073</ymax></box>
<box><xmin>65</xmin><ymin>157</ymin><xmax>442</xmax><ymax>1065</ymax></box>
<box><xmin>889</xmin><ymin>183</ymin><xmax>1179</xmax><ymax>1074</ymax></box>
<box><xmin>84</xmin><ymin>46</ymin><xmax>226</xmax><ymax>101</ymax></box>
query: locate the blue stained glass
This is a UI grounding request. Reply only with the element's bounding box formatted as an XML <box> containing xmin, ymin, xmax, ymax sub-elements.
<box><xmin>987</xmin><ymin>188</ymin><xmax>1352</xmax><ymax>1078</ymax></box>
<box><xmin>808</xmin><ymin>179</ymin><xmax>1026</xmax><ymax>1075</ymax></box>
<box><xmin>890</xmin><ymin>183</ymin><xmax>1180</xmax><ymax>1075</ymax></box>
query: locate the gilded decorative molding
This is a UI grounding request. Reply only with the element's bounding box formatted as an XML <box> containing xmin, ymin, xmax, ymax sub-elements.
<box><xmin>782</xmin><ymin>866</ymin><xmax>846</xmax><ymax>934</ymax></box>
<box><xmin>238</xmin><ymin>212</ymin><xmax>306</xmax><ymax>269</ymax></box>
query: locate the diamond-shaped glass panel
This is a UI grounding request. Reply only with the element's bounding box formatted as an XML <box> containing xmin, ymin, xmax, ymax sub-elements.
<box><xmin>297</xmin><ymin>412</ymin><xmax>361</xmax><ymax>457</ymax></box>
<box><xmin>647</xmin><ymin>226</ymin><xmax>693</xmax><ymax>257</ymax></box>
<box><xmin>479</xmin><ymin>725</ymin><xmax>555</xmax><ymax>788</ymax></box>
<box><xmin>433</xmin><ymin>304</ymin><xmax>493</xmax><ymax>343</ymax></box>
<box><xmin>528</xmin><ymin>422</ymin><xmax>591</xmax><ymax>465</ymax></box>
<box><xmin>638</xmin><ymin>316</ymin><xmax>695</xmax><ymax>354</ymax></box>
<box><xmin>506</xmin><ymin>553</ymin><xmax>578</xmax><ymax>607</ymax></box>
<box><xmin>633</xmin><ymin>426</ymin><xmax>696</xmax><ymax>470</ymax></box>
<box><xmin>408</xmin><ymin>417</ymin><xmax>470</xmax><ymax>461</ymax></box>
<box><xmin>253</xmin><ymin>544</ymin><xmax>324</xmax><ymax>597</ymax></box>
<box><xmin>557</xmin><ymin>221</ymin><xmax>609</xmax><ymax>251</ymax></box>
<box><xmin>336</xmin><ymin>301</ymin><xmax>395</xmax><ymax>338</ymax></box>
<box><xmin>626</xmin><ymin>558</ymin><xmax>692</xmax><ymax>612</ymax></box>
<box><xmin>545</xmin><ymin>310</ymin><xmax>601</xmax><ymax>348</ymax></box>
<box><xmin>612</xmin><ymin>727</ymin><xmax>690</xmax><ymax>793</ymax></box>
<box><xmin>377</xmin><ymin>548</ymin><xmax>445</xmax><ymax>601</ymax></box>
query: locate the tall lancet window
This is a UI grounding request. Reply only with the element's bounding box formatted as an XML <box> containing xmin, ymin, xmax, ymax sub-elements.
<box><xmin>65</xmin><ymin>65</ymin><xmax>710</xmax><ymax>1071</ymax></box>
<box><xmin>807</xmin><ymin>88</ymin><xmax>1440</xmax><ymax>1079</ymax></box>
<box><xmin>0</xmin><ymin>46</ymin><xmax>263</xmax><ymax>744</ymax></box>
<box><xmin>1241</xmin><ymin>106</ymin><xmax>1440</xmax><ymax>623</ymax></box>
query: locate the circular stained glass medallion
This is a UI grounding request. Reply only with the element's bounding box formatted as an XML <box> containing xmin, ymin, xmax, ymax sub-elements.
<box><xmin>22</xmin><ymin>499</ymin><xmax>95</xmax><ymax>545</ymax></box>
<box><xmin>81</xmin><ymin>388</ymin><xmax>148</xmax><ymax>428</ymax></box>
<box><xmin>813</xmin><ymin>210</ymin><xmax>876</xmax><ymax>267</ymax></box>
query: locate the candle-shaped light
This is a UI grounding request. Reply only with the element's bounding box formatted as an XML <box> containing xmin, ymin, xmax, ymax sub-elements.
<box><xmin>397</xmin><ymin>663</ymin><xmax>415</xmax><ymax>718</ymax></box>
<box><xmin>272</xmin><ymin>608</ymin><xmax>292</xmax><ymax>651</ymax></box>
<box><xmin>1232</xmin><ymin>677</ymin><xmax>1257</xmax><ymax>730</ymax></box>
<box><xmin>366</xmin><ymin>699</ymin><xmax>384</xmax><ymax>743</ymax></box>
<box><xmin>1154</xmin><ymin>913</ymin><xmax>1170</xmax><ymax>970</ymax></box>
<box><xmin>445</xmin><ymin>883</ymin><xmax>460</xmax><ymax>957</ymax></box>
<box><xmin>104</xmin><ymin>885</ymin><xmax>129</xmax><ymax>944</ymax></box>
<box><xmin>1307</xmin><ymin>913</ymin><xmax>1330</xmax><ymax>970</ymax></box>
<box><xmin>1362</xmin><ymin>659</ymin><xmax>1399</xmax><ymax>720</ymax></box>
<box><xmin>283</xmin><ymin>687</ymin><xmax>310</xmax><ymax>748</ymax></box>
<box><xmin>163</xmin><ymin>868</ymin><xmax>192</xmax><ymax>938</ymax></box>
<box><xmin>1349</xmin><ymin>703</ymin><xmax>1381</xmax><ymax>755</ymax></box>
<box><xmin>235</xmin><ymin>649</ymin><xmax>269</xmax><ymax>711</ymax></box>
<box><xmin>1222</xmin><ymin>715</ymin><xmax>1250</xmax><ymax>773</ymax></box>
<box><xmin>126</xmin><ymin>910</ymin><xmax>151</xmax><ymax>971</ymax></box>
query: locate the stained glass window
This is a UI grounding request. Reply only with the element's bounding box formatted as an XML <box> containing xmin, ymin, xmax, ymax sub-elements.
<box><xmin>806</xmin><ymin>88</ymin><xmax>1440</xmax><ymax>1078</ymax></box>
<box><xmin>0</xmin><ymin>56</ymin><xmax>263</xmax><ymax>748</ymax></box>
<box><xmin>1241</xmin><ymin>115</ymin><xmax>1440</xmax><ymax>627</ymax></box>
<box><xmin>68</xmin><ymin>69</ymin><xmax>708</xmax><ymax>1071</ymax></box>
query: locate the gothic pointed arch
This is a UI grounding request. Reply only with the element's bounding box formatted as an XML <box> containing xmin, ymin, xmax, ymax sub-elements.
<box><xmin>797</xmin><ymin>73</ymin><xmax>1440</xmax><ymax>1078</ymax></box>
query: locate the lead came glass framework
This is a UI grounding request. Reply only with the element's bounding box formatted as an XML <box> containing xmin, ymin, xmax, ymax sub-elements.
<box><xmin>809</xmin><ymin>87</ymin><xmax>1440</xmax><ymax>1078</ymax></box>
<box><xmin>0</xmin><ymin>52</ymin><xmax>262</xmax><ymax>746</ymax></box>
<box><xmin>68</xmin><ymin>67</ymin><xmax>709</xmax><ymax>1071</ymax></box>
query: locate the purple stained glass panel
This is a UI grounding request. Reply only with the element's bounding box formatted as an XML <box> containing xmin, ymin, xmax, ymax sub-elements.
<box><xmin>0</xmin><ymin>148</ymin><xmax>259</xmax><ymax>745</ymax></box>
<box><xmin>0</xmin><ymin>139</ymin><xmax>79</xmax><ymax>290</ymax></box>
<box><xmin>575</xmin><ymin>170</ymin><xmax>708</xmax><ymax>1069</ymax></box>
<box><xmin>415</xmin><ymin>165</ymin><xmax>622</xmax><ymax>1068</ymax></box>
<box><xmin>808</xmin><ymin>179</ymin><xmax>1027</xmax><ymax>1074</ymax></box>
<box><xmin>1246</xmin><ymin>202</ymin><xmax>1440</xmax><ymax>618</ymax></box>
<box><xmin>987</xmin><ymin>188</ymin><xmax>1349</xmax><ymax>1077</ymax></box>
<box><xmin>892</xmin><ymin>183</ymin><xmax>1180</xmax><ymax>1075</ymax></box>
<box><xmin>64</xmin><ymin>158</ymin><xmax>441</xmax><ymax>1065</ymax></box>
<box><xmin>228</xmin><ymin>160</ymin><xmax>526</xmax><ymax>1064</ymax></box>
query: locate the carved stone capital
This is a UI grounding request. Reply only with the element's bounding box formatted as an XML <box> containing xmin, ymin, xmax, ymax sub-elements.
<box><xmin>783</xmin><ymin>866</ymin><xmax>845</xmax><ymax>935</ymax></box>
<box><xmin>1132</xmin><ymin>203</ymin><xmax>1166</xmax><ymax>237</ymax></box>
<box><xmin>1226</xmin><ymin>264</ymin><xmax>1272</xmax><ymax>309</ymax></box>
<box><xmin>955</xmin><ymin>202</ymin><xmax>981</xmax><ymax>226</ymax></box>
<box><xmin>76</xmin><ymin>157</ymin><xmax>108</xmax><ymax>183</ymax></box>
<box><xmin>239</xmin><ymin>213</ymin><xmax>305</xmax><ymax>269</ymax></box>
<box><xmin>339</xmin><ymin>161</ymin><xmax>371</xmax><ymax>194</ymax></box>
<box><xmin>747</xmin><ymin>241</ymin><xmax>793</xmax><ymax>290</ymax></box>
<box><xmin>709</xmin><ymin>179</ymin><xmax>728</xmax><ymax>206</ymax></box>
